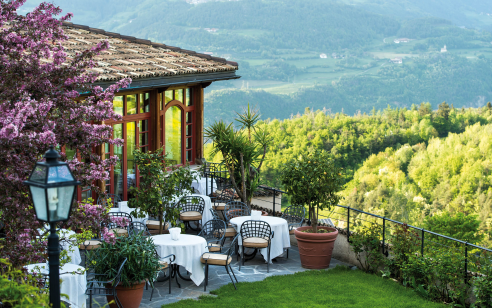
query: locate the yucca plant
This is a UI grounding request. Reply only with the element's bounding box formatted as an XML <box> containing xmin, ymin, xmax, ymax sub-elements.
<box><xmin>205</xmin><ymin>104</ymin><xmax>272</xmax><ymax>208</ymax></box>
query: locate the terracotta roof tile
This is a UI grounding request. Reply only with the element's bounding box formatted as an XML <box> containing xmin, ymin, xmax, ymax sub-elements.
<box><xmin>61</xmin><ymin>22</ymin><xmax>237</xmax><ymax>82</ymax></box>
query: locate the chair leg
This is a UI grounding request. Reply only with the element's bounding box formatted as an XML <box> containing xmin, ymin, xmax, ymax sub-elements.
<box><xmin>150</xmin><ymin>282</ymin><xmax>155</xmax><ymax>301</ymax></box>
<box><xmin>169</xmin><ymin>268</ymin><xmax>172</xmax><ymax>294</ymax></box>
<box><xmin>229</xmin><ymin>264</ymin><xmax>238</xmax><ymax>283</ymax></box>
<box><xmin>240</xmin><ymin>246</ymin><xmax>244</xmax><ymax>270</ymax></box>
<box><xmin>225</xmin><ymin>265</ymin><xmax>237</xmax><ymax>290</ymax></box>
<box><xmin>286</xmin><ymin>247</ymin><xmax>289</xmax><ymax>259</ymax></box>
<box><xmin>89</xmin><ymin>291</ymin><xmax>93</xmax><ymax>308</ymax></box>
<box><xmin>204</xmin><ymin>263</ymin><xmax>208</xmax><ymax>291</ymax></box>
<box><xmin>267</xmin><ymin>246</ymin><xmax>270</xmax><ymax>273</ymax></box>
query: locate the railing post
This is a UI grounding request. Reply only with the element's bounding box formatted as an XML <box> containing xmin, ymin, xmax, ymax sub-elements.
<box><xmin>465</xmin><ymin>242</ymin><xmax>468</xmax><ymax>284</ymax></box>
<box><xmin>421</xmin><ymin>228</ymin><xmax>425</xmax><ymax>256</ymax></box>
<box><xmin>382</xmin><ymin>218</ymin><xmax>387</xmax><ymax>256</ymax></box>
<box><xmin>347</xmin><ymin>207</ymin><xmax>350</xmax><ymax>242</ymax></box>
<box><xmin>273</xmin><ymin>190</ymin><xmax>276</xmax><ymax>216</ymax></box>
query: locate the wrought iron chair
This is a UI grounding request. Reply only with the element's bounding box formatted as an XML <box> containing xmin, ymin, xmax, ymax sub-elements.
<box><xmin>239</xmin><ymin>220</ymin><xmax>274</xmax><ymax>273</ymax></box>
<box><xmin>210</xmin><ymin>208</ymin><xmax>220</xmax><ymax>220</ymax></box>
<box><xmin>281</xmin><ymin>205</ymin><xmax>306</xmax><ymax>258</ymax></box>
<box><xmin>224</xmin><ymin>201</ymin><xmax>251</xmax><ymax>224</ymax></box>
<box><xmin>179</xmin><ymin>195</ymin><xmax>205</xmax><ymax>231</ymax></box>
<box><xmin>198</xmin><ymin>219</ymin><xmax>227</xmax><ymax>253</ymax></box>
<box><xmin>146</xmin><ymin>218</ymin><xmax>170</xmax><ymax>235</ymax></box>
<box><xmin>129</xmin><ymin>221</ymin><xmax>152</xmax><ymax>237</ymax></box>
<box><xmin>149</xmin><ymin>251</ymin><xmax>175</xmax><ymax>300</ymax></box>
<box><xmin>97</xmin><ymin>193</ymin><xmax>121</xmax><ymax>208</ymax></box>
<box><xmin>211</xmin><ymin>186</ymin><xmax>235</xmax><ymax>215</ymax></box>
<box><xmin>201</xmin><ymin>234</ymin><xmax>240</xmax><ymax>291</ymax></box>
<box><xmin>86</xmin><ymin>258</ymin><xmax>127</xmax><ymax>308</ymax></box>
<box><xmin>108</xmin><ymin>212</ymin><xmax>132</xmax><ymax>237</ymax></box>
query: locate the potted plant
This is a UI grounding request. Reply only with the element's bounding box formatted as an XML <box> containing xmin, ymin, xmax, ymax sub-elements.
<box><xmin>128</xmin><ymin>148</ymin><xmax>197</xmax><ymax>233</ymax></box>
<box><xmin>282</xmin><ymin>151</ymin><xmax>344</xmax><ymax>269</ymax></box>
<box><xmin>85</xmin><ymin>232</ymin><xmax>160</xmax><ymax>308</ymax></box>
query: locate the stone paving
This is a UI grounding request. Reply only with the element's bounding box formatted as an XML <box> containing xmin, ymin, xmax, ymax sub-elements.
<box><xmin>87</xmin><ymin>245</ymin><xmax>348</xmax><ymax>307</ymax></box>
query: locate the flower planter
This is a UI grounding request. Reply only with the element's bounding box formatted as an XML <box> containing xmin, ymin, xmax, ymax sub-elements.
<box><xmin>106</xmin><ymin>281</ymin><xmax>145</xmax><ymax>308</ymax></box>
<box><xmin>294</xmin><ymin>226</ymin><xmax>338</xmax><ymax>269</ymax></box>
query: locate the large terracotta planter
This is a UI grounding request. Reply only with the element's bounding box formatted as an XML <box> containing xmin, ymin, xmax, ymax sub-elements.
<box><xmin>106</xmin><ymin>281</ymin><xmax>145</xmax><ymax>308</ymax></box>
<box><xmin>295</xmin><ymin>226</ymin><xmax>338</xmax><ymax>269</ymax></box>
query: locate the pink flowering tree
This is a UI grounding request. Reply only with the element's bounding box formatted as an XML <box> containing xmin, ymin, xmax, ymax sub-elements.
<box><xmin>0</xmin><ymin>0</ymin><xmax>131</xmax><ymax>268</ymax></box>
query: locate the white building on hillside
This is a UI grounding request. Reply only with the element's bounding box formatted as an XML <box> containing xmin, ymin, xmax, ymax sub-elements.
<box><xmin>441</xmin><ymin>45</ymin><xmax>447</xmax><ymax>52</ymax></box>
<box><xmin>320</xmin><ymin>53</ymin><xmax>327</xmax><ymax>58</ymax></box>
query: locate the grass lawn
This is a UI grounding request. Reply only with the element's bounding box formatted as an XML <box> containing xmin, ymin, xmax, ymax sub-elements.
<box><xmin>162</xmin><ymin>266</ymin><xmax>446</xmax><ymax>308</ymax></box>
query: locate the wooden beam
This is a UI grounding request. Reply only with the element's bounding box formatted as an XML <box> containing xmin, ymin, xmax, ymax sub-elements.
<box><xmin>149</xmin><ymin>89</ymin><xmax>161</xmax><ymax>151</ymax></box>
<box><xmin>195</xmin><ymin>84</ymin><xmax>205</xmax><ymax>159</ymax></box>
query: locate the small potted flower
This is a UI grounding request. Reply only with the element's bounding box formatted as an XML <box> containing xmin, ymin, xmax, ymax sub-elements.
<box><xmin>282</xmin><ymin>150</ymin><xmax>344</xmax><ymax>269</ymax></box>
<box><xmin>85</xmin><ymin>232</ymin><xmax>160</xmax><ymax>308</ymax></box>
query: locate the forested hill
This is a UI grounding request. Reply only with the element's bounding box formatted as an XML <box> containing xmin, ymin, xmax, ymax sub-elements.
<box><xmin>205</xmin><ymin>54</ymin><xmax>492</xmax><ymax>126</ymax></box>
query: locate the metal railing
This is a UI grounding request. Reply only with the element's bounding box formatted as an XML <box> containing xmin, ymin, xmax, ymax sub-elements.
<box><xmin>200</xmin><ymin>172</ymin><xmax>492</xmax><ymax>280</ymax></box>
<box><xmin>253</xmin><ymin>185</ymin><xmax>492</xmax><ymax>281</ymax></box>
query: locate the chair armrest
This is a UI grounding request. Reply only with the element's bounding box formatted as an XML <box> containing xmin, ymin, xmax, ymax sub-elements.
<box><xmin>160</xmin><ymin>254</ymin><xmax>176</xmax><ymax>263</ymax></box>
<box><xmin>271</xmin><ymin>231</ymin><xmax>275</xmax><ymax>239</ymax></box>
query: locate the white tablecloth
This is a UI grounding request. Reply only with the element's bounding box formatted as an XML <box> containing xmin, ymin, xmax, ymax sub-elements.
<box><xmin>230</xmin><ymin>216</ymin><xmax>291</xmax><ymax>263</ymax></box>
<box><xmin>38</xmin><ymin>228</ymin><xmax>81</xmax><ymax>265</ymax></box>
<box><xmin>152</xmin><ymin>234</ymin><xmax>208</xmax><ymax>286</ymax></box>
<box><xmin>26</xmin><ymin>263</ymin><xmax>86</xmax><ymax>308</ymax></box>
<box><xmin>114</xmin><ymin>201</ymin><xmax>148</xmax><ymax>223</ymax></box>
<box><xmin>192</xmin><ymin>177</ymin><xmax>216</xmax><ymax>195</ymax></box>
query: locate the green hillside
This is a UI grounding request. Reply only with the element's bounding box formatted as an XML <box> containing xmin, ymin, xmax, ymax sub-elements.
<box><xmin>341</xmin><ymin>121</ymin><xmax>492</xmax><ymax>244</ymax></box>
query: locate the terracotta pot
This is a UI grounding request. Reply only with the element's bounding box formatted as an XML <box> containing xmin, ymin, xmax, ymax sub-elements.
<box><xmin>106</xmin><ymin>281</ymin><xmax>145</xmax><ymax>308</ymax></box>
<box><xmin>294</xmin><ymin>226</ymin><xmax>338</xmax><ymax>269</ymax></box>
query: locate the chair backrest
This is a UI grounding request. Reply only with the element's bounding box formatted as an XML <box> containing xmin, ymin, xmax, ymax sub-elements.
<box><xmin>210</xmin><ymin>208</ymin><xmax>220</xmax><ymax>220</ymax></box>
<box><xmin>213</xmin><ymin>186</ymin><xmax>235</xmax><ymax>204</ymax></box>
<box><xmin>224</xmin><ymin>201</ymin><xmax>251</xmax><ymax>223</ymax></box>
<box><xmin>109</xmin><ymin>211</ymin><xmax>133</xmax><ymax>224</ymax></box>
<box><xmin>198</xmin><ymin>219</ymin><xmax>226</xmax><ymax>242</ymax></box>
<box><xmin>97</xmin><ymin>194</ymin><xmax>122</xmax><ymax>208</ymax></box>
<box><xmin>179</xmin><ymin>196</ymin><xmax>205</xmax><ymax>214</ymax></box>
<box><xmin>281</xmin><ymin>205</ymin><xmax>305</xmax><ymax>227</ymax></box>
<box><xmin>113</xmin><ymin>258</ymin><xmax>128</xmax><ymax>286</ymax></box>
<box><xmin>240</xmin><ymin>220</ymin><xmax>272</xmax><ymax>241</ymax></box>
<box><xmin>129</xmin><ymin>221</ymin><xmax>152</xmax><ymax>237</ymax></box>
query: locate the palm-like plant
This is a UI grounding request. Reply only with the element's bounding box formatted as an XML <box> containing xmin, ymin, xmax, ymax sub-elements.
<box><xmin>205</xmin><ymin>104</ymin><xmax>272</xmax><ymax>208</ymax></box>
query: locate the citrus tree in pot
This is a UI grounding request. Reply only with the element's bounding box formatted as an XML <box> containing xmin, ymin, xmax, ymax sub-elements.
<box><xmin>85</xmin><ymin>232</ymin><xmax>160</xmax><ymax>308</ymax></box>
<box><xmin>282</xmin><ymin>150</ymin><xmax>344</xmax><ymax>269</ymax></box>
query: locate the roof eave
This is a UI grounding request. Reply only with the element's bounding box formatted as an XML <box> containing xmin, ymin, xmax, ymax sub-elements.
<box><xmin>80</xmin><ymin>71</ymin><xmax>240</xmax><ymax>94</ymax></box>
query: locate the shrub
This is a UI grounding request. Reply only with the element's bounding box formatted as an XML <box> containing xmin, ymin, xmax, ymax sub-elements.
<box><xmin>349</xmin><ymin>224</ymin><xmax>385</xmax><ymax>273</ymax></box>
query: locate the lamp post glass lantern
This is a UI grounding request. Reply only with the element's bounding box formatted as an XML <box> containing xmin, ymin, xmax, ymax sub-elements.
<box><xmin>23</xmin><ymin>145</ymin><xmax>80</xmax><ymax>308</ymax></box>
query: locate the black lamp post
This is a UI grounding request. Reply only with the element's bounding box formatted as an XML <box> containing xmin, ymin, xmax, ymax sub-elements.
<box><xmin>23</xmin><ymin>146</ymin><xmax>80</xmax><ymax>308</ymax></box>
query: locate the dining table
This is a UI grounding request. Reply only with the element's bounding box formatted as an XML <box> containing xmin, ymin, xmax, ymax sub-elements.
<box><xmin>25</xmin><ymin>263</ymin><xmax>86</xmax><ymax>308</ymax></box>
<box><xmin>229</xmin><ymin>216</ymin><xmax>291</xmax><ymax>263</ymax></box>
<box><xmin>152</xmin><ymin>234</ymin><xmax>208</xmax><ymax>286</ymax></box>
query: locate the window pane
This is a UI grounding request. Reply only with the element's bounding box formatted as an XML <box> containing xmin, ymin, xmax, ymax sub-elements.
<box><xmin>165</xmin><ymin>90</ymin><xmax>173</xmax><ymax>105</ymax></box>
<box><xmin>127</xmin><ymin>122</ymin><xmax>137</xmax><ymax>191</ymax></box>
<box><xmin>140</xmin><ymin>93</ymin><xmax>150</xmax><ymax>113</ymax></box>
<box><xmin>186</xmin><ymin>88</ymin><xmax>192</xmax><ymax>106</ymax></box>
<box><xmin>104</xmin><ymin>143</ymin><xmax>109</xmax><ymax>153</ymax></box>
<box><xmin>81</xmin><ymin>187</ymin><xmax>92</xmax><ymax>202</ymax></box>
<box><xmin>113</xmin><ymin>96</ymin><xmax>124</xmax><ymax>117</ymax></box>
<box><xmin>186</xmin><ymin>137</ymin><xmax>192</xmax><ymax>149</ymax></box>
<box><xmin>126</xmin><ymin>95</ymin><xmax>137</xmax><ymax>115</ymax></box>
<box><xmin>114</xmin><ymin>124</ymin><xmax>124</xmax><ymax>200</ymax></box>
<box><xmin>186</xmin><ymin>150</ymin><xmax>192</xmax><ymax>162</ymax></box>
<box><xmin>186</xmin><ymin>124</ymin><xmax>192</xmax><ymax>137</ymax></box>
<box><xmin>186</xmin><ymin>112</ymin><xmax>192</xmax><ymax>123</ymax></box>
<box><xmin>175</xmin><ymin>89</ymin><xmax>183</xmax><ymax>103</ymax></box>
<box><xmin>139</xmin><ymin>120</ymin><xmax>149</xmax><ymax>146</ymax></box>
<box><xmin>165</xmin><ymin>106</ymin><xmax>182</xmax><ymax>165</ymax></box>
<box><xmin>65</xmin><ymin>146</ymin><xmax>76</xmax><ymax>160</ymax></box>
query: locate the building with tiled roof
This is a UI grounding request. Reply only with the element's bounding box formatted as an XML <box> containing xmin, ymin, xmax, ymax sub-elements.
<box><xmin>61</xmin><ymin>22</ymin><xmax>240</xmax><ymax>201</ymax></box>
